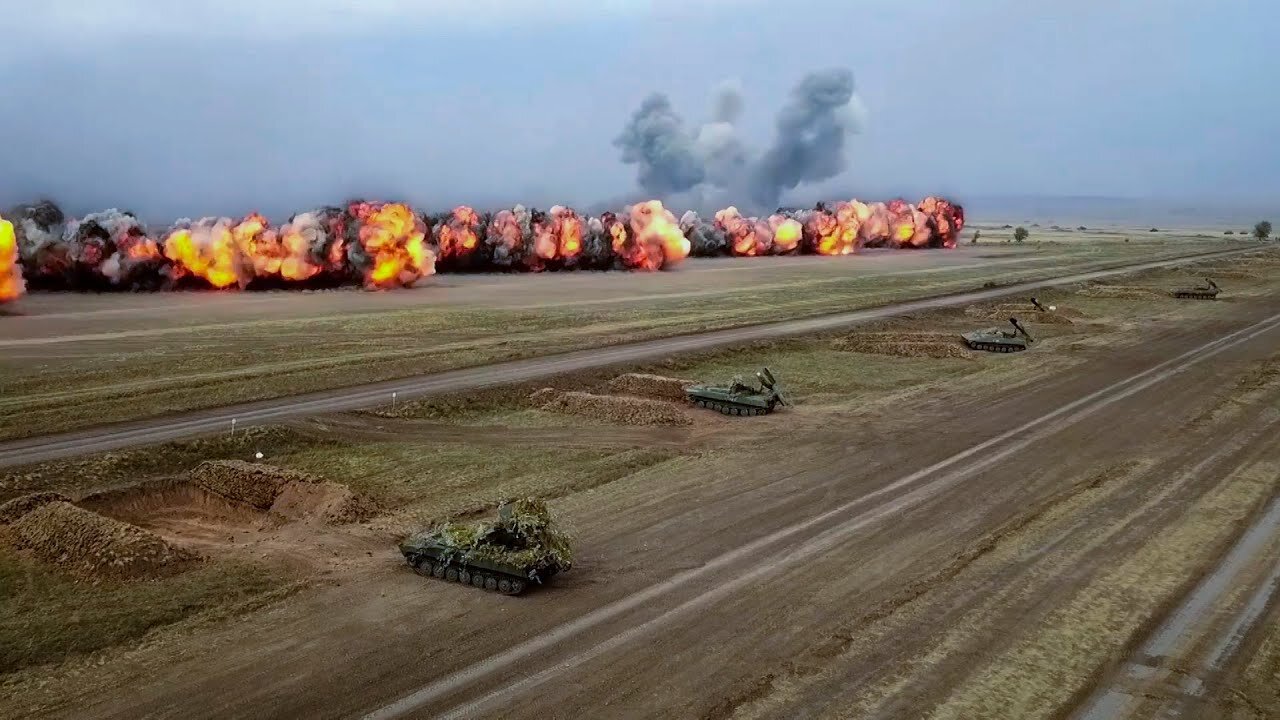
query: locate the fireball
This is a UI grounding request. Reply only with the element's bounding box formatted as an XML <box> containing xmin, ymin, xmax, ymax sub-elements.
<box><xmin>348</xmin><ymin>202</ymin><xmax>435</xmax><ymax>289</ymax></box>
<box><xmin>0</xmin><ymin>214</ymin><xmax>26</xmax><ymax>303</ymax></box>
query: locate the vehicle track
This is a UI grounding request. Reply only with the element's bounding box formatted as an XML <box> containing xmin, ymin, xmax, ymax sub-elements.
<box><xmin>0</xmin><ymin>246</ymin><xmax>1254</xmax><ymax>468</ymax></box>
<box><xmin>360</xmin><ymin>308</ymin><xmax>1280</xmax><ymax>720</ymax></box>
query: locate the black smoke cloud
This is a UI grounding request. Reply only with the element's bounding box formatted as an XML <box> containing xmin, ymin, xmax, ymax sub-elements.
<box><xmin>614</xmin><ymin>68</ymin><xmax>864</xmax><ymax>213</ymax></box>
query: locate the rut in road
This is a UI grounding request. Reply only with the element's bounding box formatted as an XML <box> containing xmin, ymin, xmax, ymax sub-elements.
<box><xmin>361</xmin><ymin>310</ymin><xmax>1280</xmax><ymax>720</ymax></box>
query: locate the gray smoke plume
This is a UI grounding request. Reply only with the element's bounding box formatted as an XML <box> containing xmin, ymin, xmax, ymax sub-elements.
<box><xmin>748</xmin><ymin>68</ymin><xmax>858</xmax><ymax>208</ymax></box>
<box><xmin>613</xmin><ymin>95</ymin><xmax>706</xmax><ymax>196</ymax></box>
<box><xmin>616</xmin><ymin>69</ymin><xmax>864</xmax><ymax>213</ymax></box>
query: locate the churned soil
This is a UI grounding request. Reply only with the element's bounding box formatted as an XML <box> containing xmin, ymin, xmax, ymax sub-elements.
<box><xmin>189</xmin><ymin>460</ymin><xmax>317</xmax><ymax>510</ymax></box>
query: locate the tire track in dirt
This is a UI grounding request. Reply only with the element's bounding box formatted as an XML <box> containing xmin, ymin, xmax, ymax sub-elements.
<box><xmin>1072</xmin><ymin>487</ymin><xmax>1280</xmax><ymax>719</ymax></box>
<box><xmin>360</xmin><ymin>310</ymin><xmax>1280</xmax><ymax>720</ymax></box>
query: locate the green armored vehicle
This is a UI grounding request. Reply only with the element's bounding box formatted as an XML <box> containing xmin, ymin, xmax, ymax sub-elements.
<box><xmin>962</xmin><ymin>317</ymin><xmax>1034</xmax><ymax>353</ymax></box>
<box><xmin>399</xmin><ymin>498</ymin><xmax>572</xmax><ymax>595</ymax></box>
<box><xmin>1171</xmin><ymin>277</ymin><xmax>1220</xmax><ymax>300</ymax></box>
<box><xmin>685</xmin><ymin>367</ymin><xmax>787</xmax><ymax>416</ymax></box>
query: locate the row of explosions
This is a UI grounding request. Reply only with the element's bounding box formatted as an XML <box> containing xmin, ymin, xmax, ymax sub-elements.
<box><xmin>680</xmin><ymin>195</ymin><xmax>964</xmax><ymax>257</ymax></box>
<box><xmin>0</xmin><ymin>195</ymin><xmax>960</xmax><ymax>302</ymax></box>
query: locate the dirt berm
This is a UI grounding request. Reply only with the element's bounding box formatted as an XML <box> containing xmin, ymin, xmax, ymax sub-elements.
<box><xmin>9</xmin><ymin>501</ymin><xmax>196</xmax><ymax>580</ymax></box>
<box><xmin>534</xmin><ymin>390</ymin><xmax>692</xmax><ymax>426</ymax></box>
<box><xmin>0</xmin><ymin>491</ymin><xmax>71</xmax><ymax>525</ymax></box>
<box><xmin>607</xmin><ymin>373</ymin><xmax>692</xmax><ymax>402</ymax></box>
<box><xmin>836</xmin><ymin>332</ymin><xmax>973</xmax><ymax>359</ymax></box>
<box><xmin>189</xmin><ymin>460</ymin><xmax>376</xmax><ymax>524</ymax></box>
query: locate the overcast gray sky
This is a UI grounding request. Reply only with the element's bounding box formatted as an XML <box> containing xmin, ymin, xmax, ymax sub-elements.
<box><xmin>0</xmin><ymin>0</ymin><xmax>1274</xmax><ymax>221</ymax></box>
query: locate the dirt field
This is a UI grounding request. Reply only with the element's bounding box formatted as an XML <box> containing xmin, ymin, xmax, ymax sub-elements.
<box><xmin>0</xmin><ymin>246</ymin><xmax>1277</xmax><ymax>719</ymax></box>
<box><xmin>0</xmin><ymin>236</ymin><xmax>1252</xmax><ymax>441</ymax></box>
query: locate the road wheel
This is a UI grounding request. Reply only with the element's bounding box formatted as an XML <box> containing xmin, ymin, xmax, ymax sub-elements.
<box><xmin>508</xmin><ymin>580</ymin><xmax>526</xmax><ymax>595</ymax></box>
<box><xmin>414</xmin><ymin>557</ymin><xmax>433</xmax><ymax>577</ymax></box>
<box><xmin>498</xmin><ymin>578</ymin><xmax>512</xmax><ymax>594</ymax></box>
<box><xmin>458</xmin><ymin>570</ymin><xmax>471</xmax><ymax>586</ymax></box>
<box><xmin>472</xmin><ymin>573</ymin><xmax>487</xmax><ymax>589</ymax></box>
<box><xmin>446</xmin><ymin>568</ymin><xmax>459</xmax><ymax>583</ymax></box>
<box><xmin>485</xmin><ymin>577</ymin><xmax>498</xmax><ymax>592</ymax></box>
<box><xmin>432</xmin><ymin>563</ymin><xmax>446</xmax><ymax>579</ymax></box>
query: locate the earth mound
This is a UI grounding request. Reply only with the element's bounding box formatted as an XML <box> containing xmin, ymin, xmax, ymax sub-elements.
<box><xmin>0</xmin><ymin>492</ymin><xmax>72</xmax><ymax>525</ymax></box>
<box><xmin>190</xmin><ymin>460</ymin><xmax>317</xmax><ymax>510</ymax></box>
<box><xmin>539</xmin><ymin>391</ymin><xmax>692</xmax><ymax>426</ymax></box>
<box><xmin>10</xmin><ymin>501</ymin><xmax>197</xmax><ymax>579</ymax></box>
<box><xmin>836</xmin><ymin>332</ymin><xmax>972</xmax><ymax>359</ymax></box>
<box><xmin>607</xmin><ymin>373</ymin><xmax>692</xmax><ymax>402</ymax></box>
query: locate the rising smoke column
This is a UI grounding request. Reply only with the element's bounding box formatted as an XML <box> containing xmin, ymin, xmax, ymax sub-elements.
<box><xmin>0</xmin><ymin>214</ymin><xmax>24</xmax><ymax>303</ymax></box>
<box><xmin>9</xmin><ymin>200</ymin><xmax>69</xmax><ymax>286</ymax></box>
<box><xmin>747</xmin><ymin>69</ymin><xmax>859</xmax><ymax>209</ymax></box>
<box><xmin>613</xmin><ymin>95</ymin><xmax>707</xmax><ymax>197</ymax></box>
<box><xmin>616</xmin><ymin>69</ymin><xmax>864</xmax><ymax>214</ymax></box>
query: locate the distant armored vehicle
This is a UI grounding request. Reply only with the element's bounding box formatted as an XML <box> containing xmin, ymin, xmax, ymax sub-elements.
<box><xmin>1029</xmin><ymin>297</ymin><xmax>1057</xmax><ymax>313</ymax></box>
<box><xmin>1171</xmin><ymin>278</ymin><xmax>1220</xmax><ymax>299</ymax></box>
<box><xmin>399</xmin><ymin>498</ymin><xmax>571</xmax><ymax>595</ymax></box>
<box><xmin>685</xmin><ymin>367</ymin><xmax>787</xmax><ymax>416</ymax></box>
<box><xmin>962</xmin><ymin>317</ymin><xmax>1034</xmax><ymax>353</ymax></box>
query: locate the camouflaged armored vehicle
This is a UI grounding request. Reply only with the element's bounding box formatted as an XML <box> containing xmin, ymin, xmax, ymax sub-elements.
<box><xmin>1171</xmin><ymin>277</ymin><xmax>1220</xmax><ymax>300</ymax></box>
<box><xmin>962</xmin><ymin>317</ymin><xmax>1034</xmax><ymax>353</ymax></box>
<box><xmin>685</xmin><ymin>367</ymin><xmax>787</xmax><ymax>416</ymax></box>
<box><xmin>399</xmin><ymin>498</ymin><xmax>571</xmax><ymax>595</ymax></box>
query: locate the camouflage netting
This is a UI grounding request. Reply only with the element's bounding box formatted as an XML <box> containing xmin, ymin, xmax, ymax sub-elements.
<box><xmin>10</xmin><ymin>501</ymin><xmax>197</xmax><ymax>580</ymax></box>
<box><xmin>607</xmin><ymin>373</ymin><xmax>693</xmax><ymax>402</ymax></box>
<box><xmin>0</xmin><ymin>491</ymin><xmax>71</xmax><ymax>525</ymax></box>
<box><xmin>189</xmin><ymin>460</ymin><xmax>318</xmax><ymax>509</ymax></box>
<box><xmin>429</xmin><ymin>498</ymin><xmax>573</xmax><ymax>573</ymax></box>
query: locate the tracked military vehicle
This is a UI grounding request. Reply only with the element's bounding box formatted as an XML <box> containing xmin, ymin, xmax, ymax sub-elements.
<box><xmin>962</xmin><ymin>317</ymin><xmax>1034</xmax><ymax>353</ymax></box>
<box><xmin>1171</xmin><ymin>277</ymin><xmax>1220</xmax><ymax>300</ymax></box>
<box><xmin>685</xmin><ymin>367</ymin><xmax>787</xmax><ymax>416</ymax></box>
<box><xmin>1029</xmin><ymin>297</ymin><xmax>1057</xmax><ymax>313</ymax></box>
<box><xmin>399</xmin><ymin>498</ymin><xmax>571</xmax><ymax>595</ymax></box>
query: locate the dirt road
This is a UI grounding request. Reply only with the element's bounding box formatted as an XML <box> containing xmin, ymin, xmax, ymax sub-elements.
<box><xmin>0</xmin><ymin>246</ymin><xmax>1254</xmax><ymax>468</ymax></box>
<box><xmin>22</xmin><ymin>282</ymin><xmax>1280</xmax><ymax>720</ymax></box>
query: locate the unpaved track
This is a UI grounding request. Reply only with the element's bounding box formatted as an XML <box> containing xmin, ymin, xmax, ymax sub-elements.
<box><xmin>1073</xmin><ymin>493</ymin><xmax>1280</xmax><ymax>719</ymax></box>
<box><xmin>32</xmin><ymin>289</ymin><xmax>1280</xmax><ymax>720</ymax></box>
<box><xmin>0</xmin><ymin>246</ymin><xmax>1253</xmax><ymax>468</ymax></box>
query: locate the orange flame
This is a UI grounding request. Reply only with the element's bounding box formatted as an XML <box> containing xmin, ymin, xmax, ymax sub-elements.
<box><xmin>0</xmin><ymin>215</ymin><xmax>25</xmax><ymax>303</ymax></box>
<box><xmin>277</xmin><ymin>214</ymin><xmax>327</xmax><ymax>282</ymax></box>
<box><xmin>616</xmin><ymin>200</ymin><xmax>689</xmax><ymax>271</ymax></box>
<box><xmin>715</xmin><ymin>207</ymin><xmax>766</xmax><ymax>257</ymax></box>
<box><xmin>803</xmin><ymin>201</ymin><xmax>860</xmax><ymax>255</ymax></box>
<box><xmin>551</xmin><ymin>205</ymin><xmax>583</xmax><ymax>260</ymax></box>
<box><xmin>487</xmin><ymin>209</ymin><xmax>525</xmax><ymax>261</ymax></box>
<box><xmin>437</xmin><ymin>206</ymin><xmax>482</xmax><ymax>260</ymax></box>
<box><xmin>349</xmin><ymin>202</ymin><xmax>434</xmax><ymax>289</ymax></box>
<box><xmin>768</xmin><ymin>215</ymin><xmax>802</xmax><ymax>254</ymax></box>
<box><xmin>162</xmin><ymin>218</ymin><xmax>242</xmax><ymax>288</ymax></box>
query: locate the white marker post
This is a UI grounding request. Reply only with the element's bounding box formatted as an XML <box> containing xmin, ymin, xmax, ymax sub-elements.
<box><xmin>230</xmin><ymin>418</ymin><xmax>237</xmax><ymax>437</ymax></box>
<box><xmin>392</xmin><ymin>391</ymin><xmax>398</xmax><ymax>412</ymax></box>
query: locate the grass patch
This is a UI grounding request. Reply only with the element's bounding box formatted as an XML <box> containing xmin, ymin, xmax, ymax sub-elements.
<box><xmin>275</xmin><ymin>441</ymin><xmax>678</xmax><ymax>523</ymax></box>
<box><xmin>0</xmin><ymin>427</ymin><xmax>322</xmax><ymax>502</ymax></box>
<box><xmin>0</xmin><ymin>549</ymin><xmax>290</xmax><ymax>675</ymax></box>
